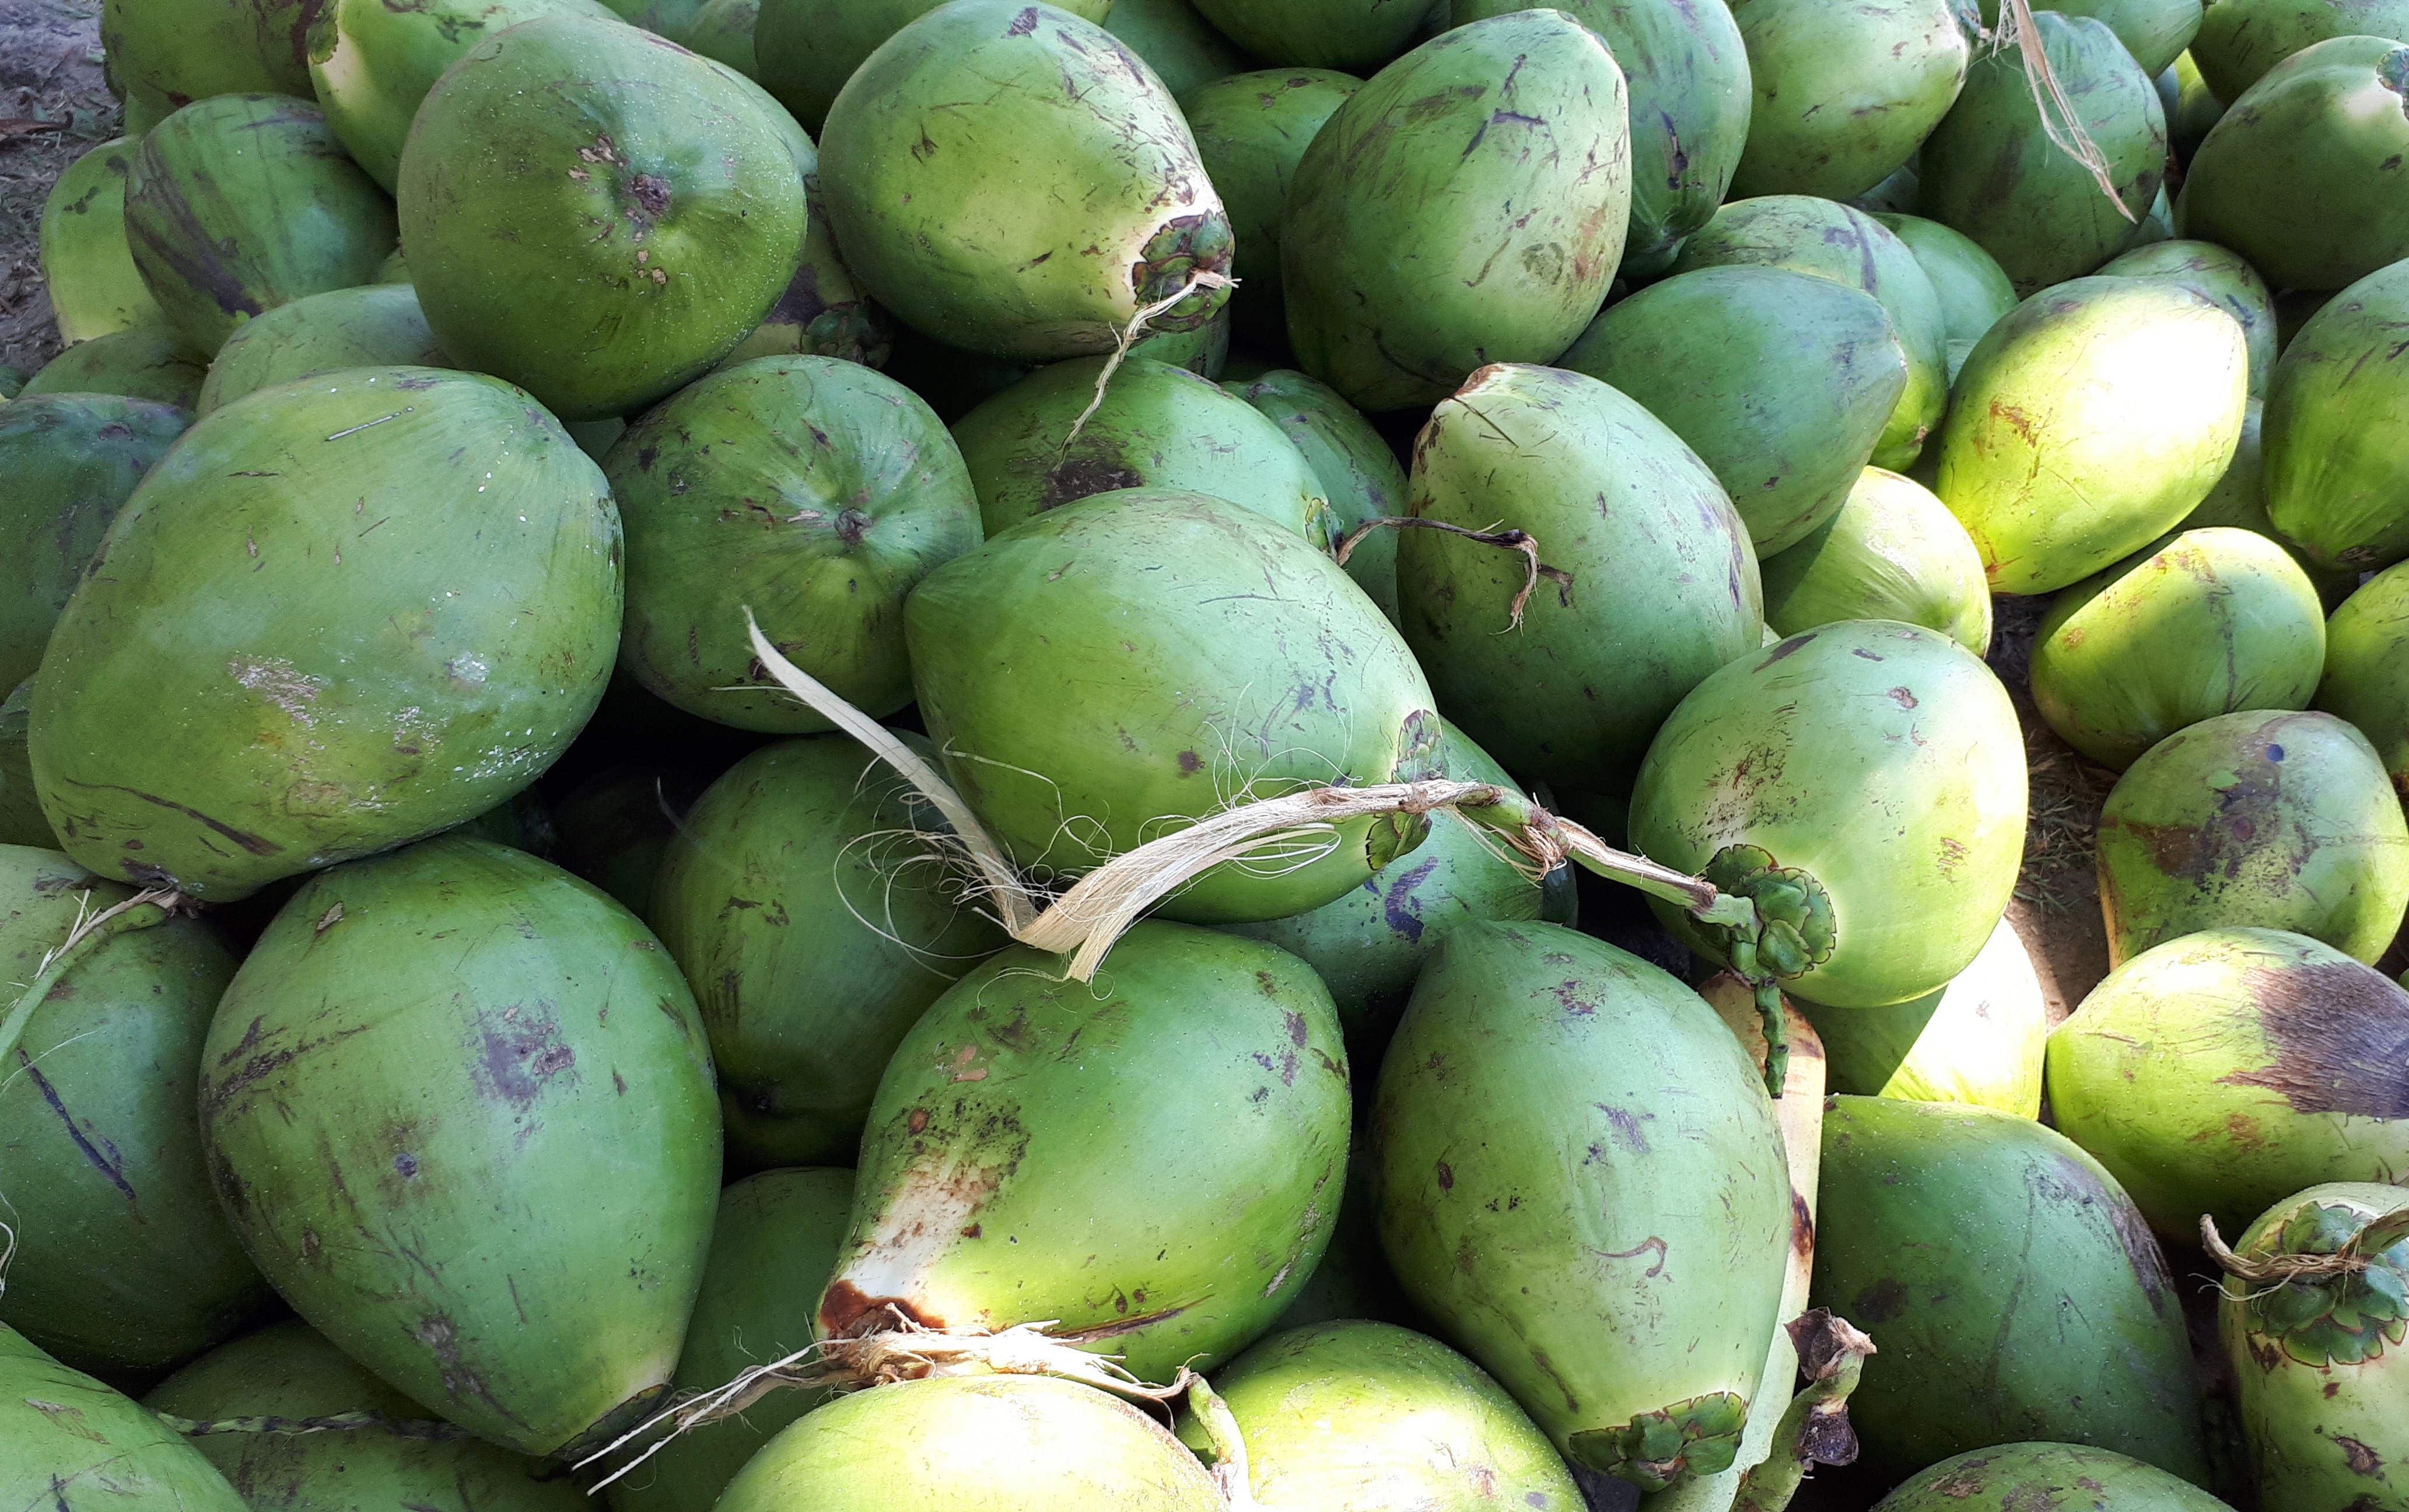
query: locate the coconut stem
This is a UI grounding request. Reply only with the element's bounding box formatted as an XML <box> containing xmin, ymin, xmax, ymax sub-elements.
<box><xmin>1186</xmin><ymin>1378</ymin><xmax>1259</xmax><ymax>1511</ymax></box>
<box><xmin>2201</xmin><ymin>1212</ymin><xmax>2409</xmax><ymax>1288</ymax></box>
<box><xmin>1730</xmin><ymin>1311</ymin><xmax>1876</xmax><ymax>1512</ymax></box>
<box><xmin>1330</xmin><ymin>516</ymin><xmax>1573</xmax><ymax>629</ymax></box>
<box><xmin>0</xmin><ymin>885</ymin><xmax>188</xmax><ymax>1072</ymax></box>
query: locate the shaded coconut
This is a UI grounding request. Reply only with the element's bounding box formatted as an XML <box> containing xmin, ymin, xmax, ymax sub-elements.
<box><xmin>1918</xmin><ymin>12</ymin><xmax>2168</xmax><ymax>294</ymax></box>
<box><xmin>100</xmin><ymin>0</ymin><xmax>316</xmax><ymax>129</ymax></box>
<box><xmin>2191</xmin><ymin>0</ymin><xmax>2409</xmax><ymax>99</ymax></box>
<box><xmin>752</xmin><ymin>0</ymin><xmax>1116</xmax><ymax>131</ymax></box>
<box><xmin>1280</xmin><ymin>12</ymin><xmax>1630</xmax><ymax>410</ymax></box>
<box><xmin>1758</xmin><ymin>467</ymin><xmax>1992</xmax><ymax>654</ymax></box>
<box><xmin>818</xmin><ymin>921</ymin><xmax>1349</xmax><ymax>1378</ymax></box>
<box><xmin>1372</xmin><ymin>921</ymin><xmax>1792</xmax><ymax>1488</ymax></box>
<box><xmin>2048</xmin><ymin>927</ymin><xmax>2409</xmax><ymax>1240</ymax></box>
<box><xmin>0</xmin><ymin>682</ymin><xmax>50</xmax><ymax>848</ymax></box>
<box><xmin>1221</xmin><ymin>366</ymin><xmax>1404</xmax><ymax>617</ymax></box>
<box><xmin>39</xmin><ymin>137</ymin><xmax>166</xmax><ymax>342</ymax></box>
<box><xmin>1802</xmin><ymin>916</ymin><xmax>2045</xmax><ymax>1116</ymax></box>
<box><xmin>19</xmin><ymin>327</ymin><xmax>208</xmax><ymax>408</ymax></box>
<box><xmin>1179</xmin><ymin>68</ymin><xmax>1360</xmax><ymax>345</ymax></box>
<box><xmin>2030</xmin><ymin>527</ymin><xmax>2326</xmax><ymax>769</ymax></box>
<box><xmin>2317</xmin><ymin>559</ymin><xmax>2409</xmax><ymax>794</ymax></box>
<box><xmin>1560</xmin><ymin>264</ymin><xmax>1909</xmax><ymax>556</ymax></box>
<box><xmin>552</xmin><ymin>761</ymin><xmax>712</xmax><ymax>919</ymax></box>
<box><xmin>1876</xmin><ymin>212</ymin><xmax>2019</xmax><ymax>349</ymax></box>
<box><xmin>1629</xmin><ymin>621</ymin><xmax>2028</xmax><ymax>1010</ymax></box>
<box><xmin>1193</xmin><ymin>0</ymin><xmax>1424</xmax><ymax>69</ymax></box>
<box><xmin>680</xmin><ymin>0</ymin><xmax>759</xmax><ymax>74</ymax></box>
<box><xmin>1936</xmin><ymin>276</ymin><xmax>2249</xmax><ymax>594</ymax></box>
<box><xmin>2099</xmin><ymin>238</ymin><xmax>2278</xmax><ymax>397</ymax></box>
<box><xmin>2263</xmin><ymin>258</ymin><xmax>2409</xmax><ymax>571</ymax></box>
<box><xmin>2095</xmin><ymin>710</ymin><xmax>2409</xmax><ymax>965</ymax></box>
<box><xmin>1870</xmin><ymin>1443</ymin><xmax>2230</xmax><ymax>1511</ymax></box>
<box><xmin>1108</xmin><ymin>0</ymin><xmax>1254</xmax><ymax>95</ymax></box>
<box><xmin>2166</xmin><ymin>48</ymin><xmax>2228</xmax><ymax>158</ymax></box>
<box><xmin>126</xmin><ymin>94</ymin><xmax>397</xmax><ymax>355</ymax></box>
<box><xmin>195</xmin><ymin>281</ymin><xmax>446</xmax><ymax>413</ymax></box>
<box><xmin>0</xmin><ymin>1324</ymin><xmax>247</xmax><ymax>1512</ymax></box>
<box><xmin>1727</xmin><ymin>0</ymin><xmax>1970</xmax><ymax>202</ymax></box>
<box><xmin>1813</xmin><ymin>1097</ymin><xmax>2208</xmax><ymax>1483</ymax></box>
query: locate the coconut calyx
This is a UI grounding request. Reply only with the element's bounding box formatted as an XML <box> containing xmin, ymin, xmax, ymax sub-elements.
<box><xmin>2208</xmin><ymin>1207</ymin><xmax>2409</xmax><ymax>1367</ymax></box>
<box><xmin>1695</xmin><ymin>845</ymin><xmax>1838</xmax><ymax>1097</ymax></box>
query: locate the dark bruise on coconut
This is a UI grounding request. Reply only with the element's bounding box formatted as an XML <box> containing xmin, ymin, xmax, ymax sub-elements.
<box><xmin>2221</xmin><ymin>960</ymin><xmax>2409</xmax><ymax>1118</ymax></box>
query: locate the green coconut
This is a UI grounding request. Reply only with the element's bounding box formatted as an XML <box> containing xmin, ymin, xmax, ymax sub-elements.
<box><xmin>2095</xmin><ymin>710</ymin><xmax>2409</xmax><ymax>965</ymax></box>
<box><xmin>1108</xmin><ymin>0</ymin><xmax>1254</xmax><ymax>95</ymax></box>
<box><xmin>1876</xmin><ymin>212</ymin><xmax>2019</xmax><ymax>349</ymax></box>
<box><xmin>2220</xmin><ymin>1182</ymin><xmax>2409</xmax><ymax>1512</ymax></box>
<box><xmin>649</xmin><ymin>738</ymin><xmax>1006</xmax><ymax>1168</ymax></box>
<box><xmin>100</xmin><ymin>0</ymin><xmax>316</xmax><ymax>128</ymax></box>
<box><xmin>1280</xmin><ymin>10</ymin><xmax>1631</xmax><ymax>410</ymax></box>
<box><xmin>398</xmin><ymin>16</ymin><xmax>807</xmax><ymax>420</ymax></box>
<box><xmin>1560</xmin><ymin>265</ymin><xmax>1910</xmax><ymax>557</ymax></box>
<box><xmin>2047</xmin><ymin>928</ymin><xmax>2409</xmax><ymax>1241</ymax></box>
<box><xmin>1451</xmin><ymin>0</ymin><xmax>1753</xmax><ymax>274</ymax></box>
<box><xmin>596</xmin><ymin>0</ymin><xmax>709</xmax><ymax>37</ymax></box>
<box><xmin>1759</xmin><ymin>467</ymin><xmax>1993</xmax><ymax>654</ymax></box>
<box><xmin>2179</xmin><ymin>37</ymin><xmax>2409</xmax><ymax>292</ymax></box>
<box><xmin>1221</xmin><ymin>719</ymin><xmax>1543</xmax><ymax>1055</ymax></box>
<box><xmin>951</xmin><ymin>355</ymin><xmax>1327</xmax><ymax>541</ymax></box>
<box><xmin>1629</xmin><ymin>620</ymin><xmax>2027</xmax><ymax>1009</ymax></box>
<box><xmin>0</xmin><ymin>683</ymin><xmax>50</xmax><ymax>848</ymax></box>
<box><xmin>1192</xmin><ymin>0</ymin><xmax>1424</xmax><ymax>69</ymax></box>
<box><xmin>1221</xmin><ymin>367</ymin><xmax>1405</xmax><ymax>618</ymax></box>
<box><xmin>681</xmin><ymin>0</ymin><xmax>759</xmax><ymax>74</ymax></box>
<box><xmin>19</xmin><ymin>328</ymin><xmax>208</xmax><ymax>408</ymax></box>
<box><xmin>0</xmin><ymin>1324</ymin><xmax>248</xmax><ymax>1512</ymax></box>
<box><xmin>2168</xmin><ymin>48</ymin><xmax>2228</xmax><ymax>158</ymax></box>
<box><xmin>39</xmin><ymin>138</ymin><xmax>168</xmax><ymax>343</ymax></box>
<box><xmin>1918</xmin><ymin>12</ymin><xmax>2168</xmax><ymax>294</ymax></box>
<box><xmin>1814</xmin><ymin>1096</ymin><xmax>2208</xmax><ymax>1483</ymax></box>
<box><xmin>2193</xmin><ymin>0</ymin><xmax>2409</xmax><ymax>99</ymax></box>
<box><xmin>0</xmin><ymin>846</ymin><xmax>270</xmax><ymax>1373</ymax></box>
<box><xmin>1397</xmin><ymin>363</ymin><xmax>1762</xmax><ymax>796</ymax></box>
<box><xmin>198</xmin><ymin>836</ymin><xmax>719</xmax><ymax>1456</ymax></box>
<box><xmin>30</xmin><ymin>368</ymin><xmax>619</xmax><ymax>900</ymax></box>
<box><xmin>1937</xmin><ymin>276</ymin><xmax>2249</xmax><ymax>594</ymax></box>
<box><xmin>2174</xmin><ymin>402</ymin><xmax>2362</xmax><ymax>608</ymax></box>
<box><xmin>1372</xmin><ymin>921</ymin><xmax>1791</xmax><ymax>1488</ymax></box>
<box><xmin>604</xmin><ymin>1169</ymin><xmax>853</xmax><ymax>1512</ymax></box>
<box><xmin>717</xmin><ymin>1374</ymin><xmax>1223</xmax><ymax>1512</ymax></box>
<box><xmin>2099</xmin><ymin>238</ymin><xmax>2278</xmax><ymax>398</ymax></box>
<box><xmin>1872</xmin><ymin>1443</ymin><xmax>2231</xmax><ymax>1511</ymax></box>
<box><xmin>607</xmin><ymin>355</ymin><xmax>979</xmax><ymax>732</ymax></box>
<box><xmin>1671</xmin><ymin>196</ymin><xmax>1951</xmax><ymax>470</ymax></box>
<box><xmin>1803</xmin><ymin>916</ymin><xmax>2045</xmax><ymax>1116</ymax></box>
<box><xmin>716</xmin><ymin>113</ymin><xmax>890</xmax><ymax>372</ymax></box>
<box><xmin>1179</xmin><ymin>69</ymin><xmax>1360</xmax><ymax>345</ymax></box>
<box><xmin>752</xmin><ymin>0</ymin><xmax>1113</xmax><ymax>131</ymax></box>
<box><xmin>818</xmin><ymin>921</ymin><xmax>1349</xmax><ymax>1378</ymax></box>
<box><xmin>816</xmin><ymin>3</ymin><xmax>1229</xmax><ymax>362</ymax></box>
<box><xmin>126</xmin><ymin>94</ymin><xmax>397</xmax><ymax>355</ymax></box>
<box><xmin>195</xmin><ymin>282</ymin><xmax>446</xmax><ymax>414</ymax></box>
<box><xmin>2263</xmin><ymin>258</ymin><xmax>2409</xmax><ymax>572</ymax></box>
<box><xmin>2031</xmin><ymin>527</ymin><xmax>2327</xmax><ymax>770</ymax></box>
<box><xmin>147</xmin><ymin>1321</ymin><xmax>585</xmax><ymax>1512</ymax></box>
<box><xmin>2318</xmin><ymin>560</ymin><xmax>2409</xmax><ymax>794</ymax></box>
<box><xmin>1979</xmin><ymin>0</ymin><xmax>2204</xmax><ymax>76</ymax></box>
<box><xmin>0</xmin><ymin>393</ymin><xmax>190</xmax><ymax>694</ymax></box>
<box><xmin>305</xmin><ymin>0</ymin><xmax>625</xmax><ymax>193</ymax></box>
<box><xmin>1726</xmin><ymin>0</ymin><xmax>1970</xmax><ymax>201</ymax></box>
<box><xmin>1177</xmin><ymin>1321</ymin><xmax>1584</xmax><ymax>1507</ymax></box>
<box><xmin>905</xmin><ymin>487</ymin><xmax>1437</xmax><ymax>923</ymax></box>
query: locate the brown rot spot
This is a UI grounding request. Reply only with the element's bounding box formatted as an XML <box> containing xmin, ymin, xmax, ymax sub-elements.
<box><xmin>2220</xmin><ymin>961</ymin><xmax>2409</xmax><ymax>1118</ymax></box>
<box><xmin>1852</xmin><ymin>1276</ymin><xmax>1907</xmax><ymax>1324</ymax></box>
<box><xmin>1177</xmin><ymin>750</ymin><xmax>1203</xmax><ymax>775</ymax></box>
<box><xmin>818</xmin><ymin>1280</ymin><xmax>938</xmax><ymax>1340</ymax></box>
<box><xmin>961</xmin><ymin>1223</ymin><xmax>982</xmax><ymax>1239</ymax></box>
<box><xmin>628</xmin><ymin>173</ymin><xmax>670</xmax><ymax>222</ymax></box>
<box><xmin>472</xmin><ymin>1006</ymin><xmax>578</xmax><ymax>1111</ymax></box>
<box><xmin>1437</xmin><ymin>1160</ymin><xmax>1455</xmax><ymax>1190</ymax></box>
<box><xmin>1041</xmin><ymin>456</ymin><xmax>1142</xmax><ymax>510</ymax></box>
<box><xmin>908</xmin><ymin>1108</ymin><xmax>931</xmax><ymax>1135</ymax></box>
<box><xmin>2340</xmin><ymin>1436</ymin><xmax>2384</xmax><ymax>1476</ymax></box>
<box><xmin>1284</xmin><ymin>1010</ymin><xmax>1308</xmax><ymax>1047</ymax></box>
<box><xmin>1888</xmin><ymin>686</ymin><xmax>1917</xmax><ymax>709</ymax></box>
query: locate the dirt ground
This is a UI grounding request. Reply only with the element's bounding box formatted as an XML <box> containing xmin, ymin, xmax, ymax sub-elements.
<box><xmin>0</xmin><ymin>0</ymin><xmax>115</xmax><ymax>382</ymax></box>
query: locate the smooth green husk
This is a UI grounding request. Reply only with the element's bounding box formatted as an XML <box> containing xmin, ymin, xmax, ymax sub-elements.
<box><xmin>951</xmin><ymin>355</ymin><xmax>1326</xmax><ymax>540</ymax></box>
<box><xmin>1876</xmin><ymin>212</ymin><xmax>2018</xmax><ymax>349</ymax></box>
<box><xmin>1987</xmin><ymin>0</ymin><xmax>2204</xmax><ymax>75</ymax></box>
<box><xmin>678</xmin><ymin>0</ymin><xmax>758</xmax><ymax>74</ymax></box>
<box><xmin>604</xmin><ymin>1170</ymin><xmax>853</xmax><ymax>1512</ymax></box>
<box><xmin>100</xmin><ymin>0</ymin><xmax>316</xmax><ymax>128</ymax></box>
<box><xmin>2191</xmin><ymin>0</ymin><xmax>2409</xmax><ymax>99</ymax></box>
<box><xmin>817</xmin><ymin>2</ymin><xmax>1230</xmax><ymax>361</ymax></box>
<box><xmin>0</xmin><ymin>846</ymin><xmax>271</xmax><ymax>1373</ymax></box>
<box><xmin>1937</xmin><ymin>276</ymin><xmax>2249</xmax><ymax>594</ymax></box>
<box><xmin>2032</xmin><ymin>527</ymin><xmax>2326</xmax><ymax>770</ymax></box>
<box><xmin>2095</xmin><ymin>710</ymin><xmax>2409</xmax><ymax>966</ymax></box>
<box><xmin>1221</xmin><ymin>366</ymin><xmax>1405</xmax><ymax>618</ymax></box>
<box><xmin>2174</xmin><ymin>398</ymin><xmax>2359</xmax><ymax>604</ymax></box>
<box><xmin>1177</xmin><ymin>1321</ymin><xmax>1584</xmax><ymax>1508</ymax></box>
<box><xmin>1560</xmin><ymin>264</ymin><xmax>1908</xmax><ymax>557</ymax></box>
<box><xmin>0</xmin><ymin>1324</ymin><xmax>248</xmax><ymax>1512</ymax></box>
<box><xmin>1373</xmin><ymin>922</ymin><xmax>1791</xmax><ymax>1489</ymax></box>
<box><xmin>195</xmin><ymin>281</ymin><xmax>444</xmax><ymax>413</ymax></box>
<box><xmin>1813</xmin><ymin>1097</ymin><xmax>2209</xmax><ymax>1484</ymax></box>
<box><xmin>1179</xmin><ymin>68</ymin><xmax>1361</xmax><ymax>344</ymax></box>
<box><xmin>397</xmin><ymin>15</ymin><xmax>807</xmax><ymax>419</ymax></box>
<box><xmin>2220</xmin><ymin>1182</ymin><xmax>2409</xmax><ymax>1512</ymax></box>
<box><xmin>20</xmin><ymin>327</ymin><xmax>208</xmax><ymax>408</ymax></box>
<box><xmin>2264</xmin><ymin>258</ymin><xmax>2409</xmax><ymax>571</ymax></box>
<box><xmin>198</xmin><ymin>836</ymin><xmax>720</xmax><ymax>1455</ymax></box>
<box><xmin>1629</xmin><ymin>620</ymin><xmax>2027</xmax><ymax>1009</ymax></box>
<box><xmin>649</xmin><ymin>738</ymin><xmax>1006</xmax><ymax>1168</ymax></box>
<box><xmin>2099</xmin><ymin>237</ymin><xmax>2278</xmax><ymax>397</ymax></box>
<box><xmin>1726</xmin><ymin>0</ymin><xmax>1969</xmax><ymax>201</ymax></box>
<box><xmin>1759</xmin><ymin>467</ymin><xmax>1991</xmax><ymax>654</ymax></box>
<box><xmin>905</xmin><ymin>487</ymin><xmax>1438</xmax><ymax>923</ymax></box>
<box><xmin>2047</xmin><ymin>927</ymin><xmax>2409</xmax><ymax>1240</ymax></box>
<box><xmin>0</xmin><ymin>393</ymin><xmax>189</xmax><ymax>693</ymax></box>
<box><xmin>751</xmin><ymin>0</ymin><xmax>1115</xmax><ymax>131</ymax></box>
<box><xmin>818</xmin><ymin>921</ymin><xmax>1349</xmax><ymax>1379</ymax></box>
<box><xmin>1671</xmin><ymin>195</ymin><xmax>1950</xmax><ymax>470</ymax></box>
<box><xmin>1192</xmin><ymin>0</ymin><xmax>1423</xmax><ymax>68</ymax></box>
<box><xmin>1870</xmin><ymin>1443</ymin><xmax>2230</xmax><ymax>1511</ymax></box>
<box><xmin>31</xmin><ymin>368</ymin><xmax>620</xmax><ymax>900</ymax></box>
<box><xmin>2179</xmin><ymin>36</ymin><xmax>2409</xmax><ymax>291</ymax></box>
<box><xmin>1803</xmin><ymin>916</ymin><xmax>2044</xmax><ymax>1116</ymax></box>
<box><xmin>0</xmin><ymin>682</ymin><xmax>50</xmax><ymax>848</ymax></box>
<box><xmin>716</xmin><ymin>1374</ymin><xmax>1224</xmax><ymax>1511</ymax></box>
<box><xmin>2317</xmin><ymin>558</ymin><xmax>2409</xmax><ymax>793</ymax></box>
<box><xmin>1449</xmin><ymin>0</ymin><xmax>1752</xmax><ymax>273</ymax></box>
<box><xmin>1397</xmin><ymin>362</ymin><xmax>1762</xmax><ymax>795</ymax></box>
<box><xmin>1280</xmin><ymin>11</ymin><xmax>1630</xmax><ymax>410</ymax></box>
<box><xmin>1107</xmin><ymin>0</ymin><xmax>1253</xmax><ymax>96</ymax></box>
<box><xmin>126</xmin><ymin>94</ymin><xmax>397</xmax><ymax>355</ymax></box>
<box><xmin>40</xmin><ymin>138</ymin><xmax>168</xmax><ymax>342</ymax></box>
<box><xmin>1917</xmin><ymin>12</ymin><xmax>2167</xmax><ymax>293</ymax></box>
<box><xmin>607</xmin><ymin>355</ymin><xmax>979</xmax><ymax>732</ymax></box>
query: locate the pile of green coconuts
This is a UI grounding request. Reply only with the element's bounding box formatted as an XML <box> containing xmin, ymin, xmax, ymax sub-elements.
<box><xmin>2</xmin><ymin>0</ymin><xmax>2407</xmax><ymax>1508</ymax></box>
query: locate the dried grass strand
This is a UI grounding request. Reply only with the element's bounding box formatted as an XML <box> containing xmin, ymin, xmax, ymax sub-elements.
<box><xmin>1994</xmin><ymin>0</ymin><xmax>2138</xmax><ymax>221</ymax></box>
